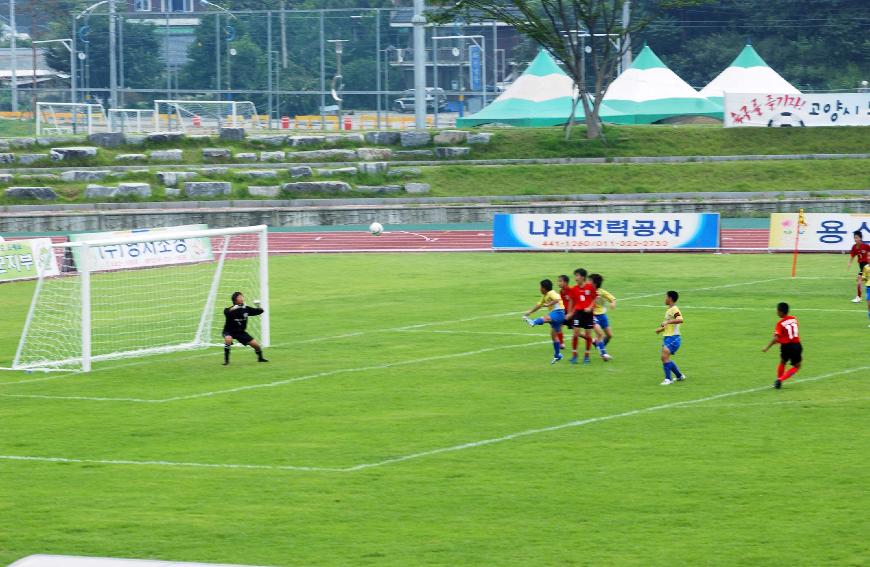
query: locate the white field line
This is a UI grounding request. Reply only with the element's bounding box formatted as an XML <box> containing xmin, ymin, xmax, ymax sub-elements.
<box><xmin>0</xmin><ymin>276</ymin><xmax>823</xmax><ymax>391</ymax></box>
<box><xmin>671</xmin><ymin>395</ymin><xmax>870</xmax><ymax>410</ymax></box>
<box><xmin>0</xmin><ymin>340</ymin><xmax>549</xmax><ymax>404</ymax></box>
<box><xmin>399</xmin><ymin>329</ymin><xmax>539</xmax><ymax>337</ymax></box>
<box><xmin>0</xmin><ymin>312</ymin><xmax>520</xmax><ymax>387</ymax></box>
<box><xmin>0</xmin><ymin>276</ymin><xmax>815</xmax><ymax>391</ymax></box>
<box><xmin>619</xmin><ymin>277</ymin><xmax>813</xmax><ymax>302</ymax></box>
<box><xmin>630</xmin><ymin>304</ymin><xmax>866</xmax><ymax>313</ymax></box>
<box><xmin>1</xmin><ymin>366</ymin><xmax>864</xmax><ymax>474</ymax></box>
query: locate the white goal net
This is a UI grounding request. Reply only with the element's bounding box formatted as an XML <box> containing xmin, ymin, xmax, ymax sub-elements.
<box><xmin>154</xmin><ymin>100</ymin><xmax>263</xmax><ymax>133</ymax></box>
<box><xmin>13</xmin><ymin>225</ymin><xmax>270</xmax><ymax>373</ymax></box>
<box><xmin>36</xmin><ymin>102</ymin><xmax>108</xmax><ymax>135</ymax></box>
<box><xmin>108</xmin><ymin>108</ymin><xmax>157</xmax><ymax>133</ymax></box>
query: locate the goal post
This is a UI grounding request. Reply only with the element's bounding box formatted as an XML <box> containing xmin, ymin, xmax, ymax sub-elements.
<box><xmin>36</xmin><ymin>102</ymin><xmax>108</xmax><ymax>136</ymax></box>
<box><xmin>153</xmin><ymin>100</ymin><xmax>263</xmax><ymax>133</ymax></box>
<box><xmin>12</xmin><ymin>225</ymin><xmax>269</xmax><ymax>373</ymax></box>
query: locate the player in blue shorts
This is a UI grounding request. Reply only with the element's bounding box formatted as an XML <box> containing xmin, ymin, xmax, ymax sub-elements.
<box><xmin>655</xmin><ymin>290</ymin><xmax>685</xmax><ymax>385</ymax></box>
<box><xmin>523</xmin><ymin>279</ymin><xmax>567</xmax><ymax>364</ymax></box>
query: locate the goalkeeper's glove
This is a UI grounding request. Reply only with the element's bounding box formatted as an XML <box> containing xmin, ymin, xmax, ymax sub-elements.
<box><xmin>253</xmin><ymin>299</ymin><xmax>261</xmax><ymax>306</ymax></box>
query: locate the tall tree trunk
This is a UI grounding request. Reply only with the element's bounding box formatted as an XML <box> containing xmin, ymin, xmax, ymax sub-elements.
<box><xmin>563</xmin><ymin>96</ymin><xmax>580</xmax><ymax>141</ymax></box>
<box><xmin>581</xmin><ymin>93</ymin><xmax>600</xmax><ymax>140</ymax></box>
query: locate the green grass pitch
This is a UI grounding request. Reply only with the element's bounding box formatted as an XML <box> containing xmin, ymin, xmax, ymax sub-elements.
<box><xmin>1</xmin><ymin>252</ymin><xmax>869</xmax><ymax>566</ymax></box>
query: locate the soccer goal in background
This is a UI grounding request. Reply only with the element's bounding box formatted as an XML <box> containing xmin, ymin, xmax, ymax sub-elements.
<box><xmin>108</xmin><ymin>108</ymin><xmax>157</xmax><ymax>133</ymax></box>
<box><xmin>12</xmin><ymin>225</ymin><xmax>270</xmax><ymax>373</ymax></box>
<box><xmin>35</xmin><ymin>102</ymin><xmax>108</xmax><ymax>136</ymax></box>
<box><xmin>154</xmin><ymin>100</ymin><xmax>263</xmax><ymax>133</ymax></box>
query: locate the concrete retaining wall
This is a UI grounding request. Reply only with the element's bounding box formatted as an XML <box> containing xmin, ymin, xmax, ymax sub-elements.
<box><xmin>1</xmin><ymin>194</ymin><xmax>867</xmax><ymax>233</ymax></box>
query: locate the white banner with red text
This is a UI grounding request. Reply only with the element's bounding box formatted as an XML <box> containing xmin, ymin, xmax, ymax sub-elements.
<box><xmin>724</xmin><ymin>92</ymin><xmax>870</xmax><ymax>127</ymax></box>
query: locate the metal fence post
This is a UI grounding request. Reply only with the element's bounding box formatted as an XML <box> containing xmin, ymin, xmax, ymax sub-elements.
<box><xmin>319</xmin><ymin>11</ymin><xmax>326</xmax><ymax>130</ymax></box>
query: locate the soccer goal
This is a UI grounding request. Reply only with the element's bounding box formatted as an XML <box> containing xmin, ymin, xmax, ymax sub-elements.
<box><xmin>154</xmin><ymin>100</ymin><xmax>263</xmax><ymax>133</ymax></box>
<box><xmin>36</xmin><ymin>102</ymin><xmax>108</xmax><ymax>135</ymax></box>
<box><xmin>12</xmin><ymin>225</ymin><xmax>270</xmax><ymax>373</ymax></box>
<box><xmin>108</xmin><ymin>108</ymin><xmax>156</xmax><ymax>133</ymax></box>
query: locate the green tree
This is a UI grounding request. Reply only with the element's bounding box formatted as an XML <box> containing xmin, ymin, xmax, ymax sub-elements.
<box><xmin>431</xmin><ymin>0</ymin><xmax>709</xmax><ymax>140</ymax></box>
<box><xmin>634</xmin><ymin>0</ymin><xmax>869</xmax><ymax>91</ymax></box>
<box><xmin>44</xmin><ymin>17</ymin><xmax>163</xmax><ymax>98</ymax></box>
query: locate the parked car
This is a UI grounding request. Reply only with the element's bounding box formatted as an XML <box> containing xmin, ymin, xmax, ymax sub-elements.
<box><xmin>393</xmin><ymin>88</ymin><xmax>449</xmax><ymax>113</ymax></box>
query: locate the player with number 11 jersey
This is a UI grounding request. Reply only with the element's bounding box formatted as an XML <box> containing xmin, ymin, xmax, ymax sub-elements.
<box><xmin>762</xmin><ymin>302</ymin><xmax>802</xmax><ymax>389</ymax></box>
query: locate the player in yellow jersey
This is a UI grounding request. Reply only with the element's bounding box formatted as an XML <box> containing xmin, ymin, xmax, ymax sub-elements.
<box><xmin>589</xmin><ymin>273</ymin><xmax>615</xmax><ymax>362</ymax></box>
<box><xmin>523</xmin><ymin>278</ymin><xmax>567</xmax><ymax>364</ymax></box>
<box><xmin>863</xmin><ymin>264</ymin><xmax>870</xmax><ymax>327</ymax></box>
<box><xmin>655</xmin><ymin>290</ymin><xmax>685</xmax><ymax>385</ymax></box>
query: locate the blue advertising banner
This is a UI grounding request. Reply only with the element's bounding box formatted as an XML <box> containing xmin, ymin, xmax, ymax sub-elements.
<box><xmin>492</xmin><ymin>213</ymin><xmax>721</xmax><ymax>250</ymax></box>
<box><xmin>469</xmin><ymin>45</ymin><xmax>482</xmax><ymax>91</ymax></box>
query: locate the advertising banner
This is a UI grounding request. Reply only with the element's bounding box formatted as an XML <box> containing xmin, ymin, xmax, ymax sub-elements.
<box><xmin>724</xmin><ymin>92</ymin><xmax>870</xmax><ymax>127</ymax></box>
<box><xmin>0</xmin><ymin>238</ymin><xmax>60</xmax><ymax>282</ymax></box>
<box><xmin>492</xmin><ymin>213</ymin><xmax>720</xmax><ymax>250</ymax></box>
<box><xmin>768</xmin><ymin>213</ymin><xmax>870</xmax><ymax>251</ymax></box>
<box><xmin>69</xmin><ymin>224</ymin><xmax>214</xmax><ymax>272</ymax></box>
<box><xmin>469</xmin><ymin>45</ymin><xmax>483</xmax><ymax>91</ymax></box>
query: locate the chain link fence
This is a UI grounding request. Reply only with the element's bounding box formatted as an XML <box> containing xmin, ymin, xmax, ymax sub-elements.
<box><xmin>3</xmin><ymin>7</ymin><xmax>522</xmax><ymax>133</ymax></box>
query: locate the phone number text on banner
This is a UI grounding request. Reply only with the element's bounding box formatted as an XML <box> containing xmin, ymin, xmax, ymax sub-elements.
<box><xmin>492</xmin><ymin>213</ymin><xmax>721</xmax><ymax>250</ymax></box>
<box><xmin>769</xmin><ymin>213</ymin><xmax>870</xmax><ymax>251</ymax></box>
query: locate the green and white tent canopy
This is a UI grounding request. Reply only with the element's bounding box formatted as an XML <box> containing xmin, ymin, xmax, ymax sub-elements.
<box><xmin>700</xmin><ymin>44</ymin><xmax>800</xmax><ymax>108</ymax></box>
<box><xmin>603</xmin><ymin>45</ymin><xmax>722</xmax><ymax>123</ymax></box>
<box><xmin>455</xmin><ymin>50</ymin><xmax>629</xmax><ymax>128</ymax></box>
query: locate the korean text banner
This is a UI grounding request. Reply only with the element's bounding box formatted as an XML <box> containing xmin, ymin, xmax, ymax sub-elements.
<box><xmin>768</xmin><ymin>213</ymin><xmax>870</xmax><ymax>251</ymax></box>
<box><xmin>492</xmin><ymin>213</ymin><xmax>720</xmax><ymax>250</ymax></box>
<box><xmin>724</xmin><ymin>92</ymin><xmax>870</xmax><ymax>127</ymax></box>
<box><xmin>0</xmin><ymin>238</ymin><xmax>60</xmax><ymax>282</ymax></box>
<box><xmin>69</xmin><ymin>224</ymin><xmax>214</xmax><ymax>272</ymax></box>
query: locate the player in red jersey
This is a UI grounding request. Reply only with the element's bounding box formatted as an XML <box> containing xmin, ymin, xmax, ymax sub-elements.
<box><xmin>569</xmin><ymin>268</ymin><xmax>597</xmax><ymax>364</ymax></box>
<box><xmin>556</xmin><ymin>275</ymin><xmax>574</xmax><ymax>348</ymax></box>
<box><xmin>762</xmin><ymin>302</ymin><xmax>802</xmax><ymax>389</ymax></box>
<box><xmin>848</xmin><ymin>230</ymin><xmax>870</xmax><ymax>302</ymax></box>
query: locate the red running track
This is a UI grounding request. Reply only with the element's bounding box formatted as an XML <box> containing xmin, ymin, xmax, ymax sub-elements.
<box><xmin>7</xmin><ymin>229</ymin><xmax>772</xmax><ymax>254</ymax></box>
<box><xmin>266</xmin><ymin>229</ymin><xmax>772</xmax><ymax>253</ymax></box>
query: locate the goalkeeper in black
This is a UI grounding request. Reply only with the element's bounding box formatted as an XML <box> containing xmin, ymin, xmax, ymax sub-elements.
<box><xmin>223</xmin><ymin>291</ymin><xmax>268</xmax><ymax>365</ymax></box>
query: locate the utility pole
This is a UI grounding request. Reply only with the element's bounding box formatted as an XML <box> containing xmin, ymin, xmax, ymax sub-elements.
<box><xmin>10</xmin><ymin>0</ymin><xmax>17</xmax><ymax>113</ymax></box>
<box><xmin>411</xmin><ymin>0</ymin><xmax>426</xmax><ymax>130</ymax></box>
<box><xmin>108</xmin><ymin>0</ymin><xmax>117</xmax><ymax>108</ymax></box>
<box><xmin>621</xmin><ymin>1</ymin><xmax>632</xmax><ymax>71</ymax></box>
<box><xmin>280</xmin><ymin>0</ymin><xmax>288</xmax><ymax>69</ymax></box>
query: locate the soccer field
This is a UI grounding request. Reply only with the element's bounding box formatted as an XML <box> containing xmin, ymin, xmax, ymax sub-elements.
<box><xmin>1</xmin><ymin>252</ymin><xmax>868</xmax><ymax>566</ymax></box>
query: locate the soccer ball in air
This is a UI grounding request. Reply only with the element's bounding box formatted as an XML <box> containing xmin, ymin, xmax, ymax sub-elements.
<box><xmin>369</xmin><ymin>222</ymin><xmax>384</xmax><ymax>236</ymax></box>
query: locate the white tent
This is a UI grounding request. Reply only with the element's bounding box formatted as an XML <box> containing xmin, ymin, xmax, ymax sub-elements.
<box><xmin>456</xmin><ymin>50</ymin><xmax>630</xmax><ymax>127</ymax></box>
<box><xmin>602</xmin><ymin>45</ymin><xmax>722</xmax><ymax>123</ymax></box>
<box><xmin>701</xmin><ymin>44</ymin><xmax>800</xmax><ymax>107</ymax></box>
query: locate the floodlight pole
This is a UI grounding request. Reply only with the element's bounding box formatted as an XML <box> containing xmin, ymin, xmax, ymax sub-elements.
<box><xmin>10</xmin><ymin>0</ymin><xmax>17</xmax><ymax>112</ymax></box>
<box><xmin>76</xmin><ymin>1</ymin><xmax>113</xmax><ymax>108</ymax></box>
<box><xmin>32</xmin><ymin>39</ymin><xmax>75</xmax><ymax>109</ymax></box>
<box><xmin>433</xmin><ymin>34</ymin><xmax>487</xmax><ymax>115</ymax></box>
<box><xmin>199</xmin><ymin>0</ymin><xmax>236</xmax><ymax>99</ymax></box>
<box><xmin>328</xmin><ymin>39</ymin><xmax>348</xmax><ymax>128</ymax></box>
<box><xmin>108</xmin><ymin>0</ymin><xmax>116</xmax><ymax>109</ymax></box>
<box><xmin>411</xmin><ymin>0</ymin><xmax>426</xmax><ymax>130</ymax></box>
